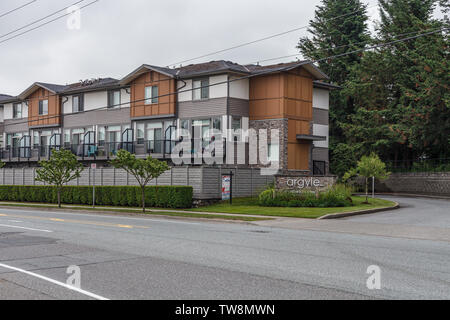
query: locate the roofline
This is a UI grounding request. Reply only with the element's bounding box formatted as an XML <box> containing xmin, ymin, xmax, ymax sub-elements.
<box><xmin>119</xmin><ymin>64</ymin><xmax>176</xmax><ymax>85</ymax></box>
<box><xmin>178</xmin><ymin>69</ymin><xmax>250</xmax><ymax>79</ymax></box>
<box><xmin>18</xmin><ymin>82</ymin><xmax>64</xmax><ymax>100</ymax></box>
<box><xmin>285</xmin><ymin>61</ymin><xmax>329</xmax><ymax>80</ymax></box>
<box><xmin>61</xmin><ymin>83</ymin><xmax>128</xmax><ymax>96</ymax></box>
<box><xmin>0</xmin><ymin>96</ymin><xmax>20</xmax><ymax>104</ymax></box>
<box><xmin>313</xmin><ymin>81</ymin><xmax>341</xmax><ymax>90</ymax></box>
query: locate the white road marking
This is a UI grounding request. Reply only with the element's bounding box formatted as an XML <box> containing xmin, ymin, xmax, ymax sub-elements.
<box><xmin>7</xmin><ymin>220</ymin><xmax>23</xmax><ymax>223</ymax></box>
<box><xmin>0</xmin><ymin>263</ymin><xmax>109</xmax><ymax>300</ymax></box>
<box><xmin>0</xmin><ymin>224</ymin><xmax>53</xmax><ymax>233</ymax></box>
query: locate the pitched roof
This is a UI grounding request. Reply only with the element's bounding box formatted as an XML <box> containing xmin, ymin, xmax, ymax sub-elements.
<box><xmin>18</xmin><ymin>82</ymin><xmax>67</xmax><ymax>100</ymax></box>
<box><xmin>246</xmin><ymin>61</ymin><xmax>329</xmax><ymax>80</ymax></box>
<box><xmin>62</xmin><ymin>77</ymin><xmax>120</xmax><ymax>94</ymax></box>
<box><xmin>174</xmin><ymin>60</ymin><xmax>251</xmax><ymax>78</ymax></box>
<box><xmin>0</xmin><ymin>94</ymin><xmax>13</xmax><ymax>103</ymax></box>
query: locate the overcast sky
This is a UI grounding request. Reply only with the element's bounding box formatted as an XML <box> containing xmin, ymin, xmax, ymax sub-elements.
<box><xmin>0</xmin><ymin>0</ymin><xmax>411</xmax><ymax>95</ymax></box>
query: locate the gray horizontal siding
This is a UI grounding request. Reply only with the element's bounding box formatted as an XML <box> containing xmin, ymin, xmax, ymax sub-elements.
<box><xmin>178</xmin><ymin>98</ymin><xmax>227</xmax><ymax>119</ymax></box>
<box><xmin>313</xmin><ymin>108</ymin><xmax>329</xmax><ymax>126</ymax></box>
<box><xmin>229</xmin><ymin>98</ymin><xmax>249</xmax><ymax>117</ymax></box>
<box><xmin>4</xmin><ymin>119</ymin><xmax>29</xmax><ymax>133</ymax></box>
<box><xmin>312</xmin><ymin>147</ymin><xmax>329</xmax><ymax>163</ymax></box>
<box><xmin>63</xmin><ymin>108</ymin><xmax>131</xmax><ymax>128</ymax></box>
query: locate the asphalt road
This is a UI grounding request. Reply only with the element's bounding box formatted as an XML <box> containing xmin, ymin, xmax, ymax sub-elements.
<box><xmin>0</xmin><ymin>196</ymin><xmax>449</xmax><ymax>300</ymax></box>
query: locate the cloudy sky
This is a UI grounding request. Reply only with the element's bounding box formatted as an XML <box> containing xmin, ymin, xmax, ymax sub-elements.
<box><xmin>0</xmin><ymin>0</ymin><xmax>397</xmax><ymax>95</ymax></box>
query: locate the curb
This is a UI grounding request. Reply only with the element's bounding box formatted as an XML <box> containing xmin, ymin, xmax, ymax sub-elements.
<box><xmin>353</xmin><ymin>193</ymin><xmax>450</xmax><ymax>200</ymax></box>
<box><xmin>318</xmin><ymin>202</ymin><xmax>400</xmax><ymax>220</ymax></box>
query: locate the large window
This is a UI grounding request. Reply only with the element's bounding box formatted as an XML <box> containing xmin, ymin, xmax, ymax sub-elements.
<box><xmin>39</xmin><ymin>100</ymin><xmax>48</xmax><ymax>115</ymax></box>
<box><xmin>147</xmin><ymin>122</ymin><xmax>163</xmax><ymax>153</ymax></box>
<box><xmin>136</xmin><ymin>123</ymin><xmax>145</xmax><ymax>144</ymax></box>
<box><xmin>145</xmin><ymin>86</ymin><xmax>158</xmax><ymax>104</ymax></box>
<box><xmin>72</xmin><ymin>94</ymin><xmax>84</xmax><ymax>113</ymax></box>
<box><xmin>193</xmin><ymin>79</ymin><xmax>209</xmax><ymax>100</ymax></box>
<box><xmin>13</xmin><ymin>103</ymin><xmax>22</xmax><ymax>119</ymax></box>
<box><xmin>108</xmin><ymin>90</ymin><xmax>121</xmax><ymax>108</ymax></box>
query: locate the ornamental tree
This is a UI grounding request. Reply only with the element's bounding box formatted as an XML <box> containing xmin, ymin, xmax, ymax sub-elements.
<box><xmin>110</xmin><ymin>149</ymin><xmax>170</xmax><ymax>212</ymax></box>
<box><xmin>343</xmin><ymin>153</ymin><xmax>391</xmax><ymax>203</ymax></box>
<box><xmin>36</xmin><ymin>148</ymin><xmax>84</xmax><ymax>208</ymax></box>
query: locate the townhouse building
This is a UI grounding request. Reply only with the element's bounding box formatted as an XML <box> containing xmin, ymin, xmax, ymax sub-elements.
<box><xmin>0</xmin><ymin>60</ymin><xmax>336</xmax><ymax>175</ymax></box>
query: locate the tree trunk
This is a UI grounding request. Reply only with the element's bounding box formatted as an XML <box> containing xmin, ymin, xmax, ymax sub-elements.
<box><xmin>57</xmin><ymin>187</ymin><xmax>61</xmax><ymax>208</ymax></box>
<box><xmin>365</xmin><ymin>177</ymin><xmax>369</xmax><ymax>204</ymax></box>
<box><xmin>142</xmin><ymin>186</ymin><xmax>146</xmax><ymax>213</ymax></box>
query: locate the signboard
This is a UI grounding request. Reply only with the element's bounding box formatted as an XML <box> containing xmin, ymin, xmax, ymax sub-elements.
<box><xmin>222</xmin><ymin>175</ymin><xmax>231</xmax><ymax>201</ymax></box>
<box><xmin>275</xmin><ymin>176</ymin><xmax>336</xmax><ymax>192</ymax></box>
<box><xmin>91</xmin><ymin>163</ymin><xmax>97</xmax><ymax>169</ymax></box>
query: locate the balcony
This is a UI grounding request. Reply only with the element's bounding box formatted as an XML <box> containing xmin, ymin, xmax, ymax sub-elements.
<box><xmin>0</xmin><ymin>139</ymin><xmax>227</xmax><ymax>164</ymax></box>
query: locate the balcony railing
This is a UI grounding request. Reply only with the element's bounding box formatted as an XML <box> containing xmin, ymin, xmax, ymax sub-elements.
<box><xmin>0</xmin><ymin>139</ymin><xmax>227</xmax><ymax>163</ymax></box>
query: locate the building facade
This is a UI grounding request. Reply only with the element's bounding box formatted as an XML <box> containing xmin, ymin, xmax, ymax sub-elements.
<box><xmin>0</xmin><ymin>60</ymin><xmax>335</xmax><ymax>175</ymax></box>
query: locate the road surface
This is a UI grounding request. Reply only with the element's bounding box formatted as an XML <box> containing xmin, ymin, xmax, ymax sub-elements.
<box><xmin>0</xmin><ymin>195</ymin><xmax>449</xmax><ymax>300</ymax></box>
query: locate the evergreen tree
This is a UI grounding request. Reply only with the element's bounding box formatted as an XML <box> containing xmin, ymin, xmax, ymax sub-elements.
<box><xmin>297</xmin><ymin>0</ymin><xmax>370</xmax><ymax>176</ymax></box>
<box><xmin>345</xmin><ymin>0</ymin><xmax>449</xmax><ymax>168</ymax></box>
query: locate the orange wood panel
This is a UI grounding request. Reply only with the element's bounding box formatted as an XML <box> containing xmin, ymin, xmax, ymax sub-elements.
<box><xmin>287</xmin><ymin>142</ymin><xmax>310</xmax><ymax>170</ymax></box>
<box><xmin>27</xmin><ymin>88</ymin><xmax>61</xmax><ymax>127</ymax></box>
<box><xmin>130</xmin><ymin>71</ymin><xmax>176</xmax><ymax>119</ymax></box>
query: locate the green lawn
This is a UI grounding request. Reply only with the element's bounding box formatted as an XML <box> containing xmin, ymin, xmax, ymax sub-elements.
<box><xmin>188</xmin><ymin>196</ymin><xmax>397</xmax><ymax>219</ymax></box>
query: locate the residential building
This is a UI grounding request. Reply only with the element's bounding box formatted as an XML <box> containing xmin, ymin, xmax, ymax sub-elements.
<box><xmin>0</xmin><ymin>60</ymin><xmax>335</xmax><ymax>175</ymax></box>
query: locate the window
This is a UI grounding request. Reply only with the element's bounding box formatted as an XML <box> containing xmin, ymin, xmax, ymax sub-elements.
<box><xmin>268</xmin><ymin>143</ymin><xmax>279</xmax><ymax>162</ymax></box>
<box><xmin>213</xmin><ymin>117</ymin><xmax>222</xmax><ymax>130</ymax></box>
<box><xmin>231</xmin><ymin>117</ymin><xmax>241</xmax><ymax>130</ymax></box>
<box><xmin>108</xmin><ymin>90</ymin><xmax>121</xmax><ymax>108</ymax></box>
<box><xmin>147</xmin><ymin>122</ymin><xmax>163</xmax><ymax>153</ymax></box>
<box><xmin>39</xmin><ymin>100</ymin><xmax>48</xmax><ymax>115</ymax></box>
<box><xmin>193</xmin><ymin>79</ymin><xmax>209</xmax><ymax>100</ymax></box>
<box><xmin>72</xmin><ymin>94</ymin><xmax>84</xmax><ymax>113</ymax></box>
<box><xmin>136</xmin><ymin>123</ymin><xmax>145</xmax><ymax>144</ymax></box>
<box><xmin>145</xmin><ymin>86</ymin><xmax>158</xmax><ymax>104</ymax></box>
<box><xmin>13</xmin><ymin>103</ymin><xmax>22</xmax><ymax>119</ymax></box>
<box><xmin>98</xmin><ymin>127</ymin><xmax>105</xmax><ymax>146</ymax></box>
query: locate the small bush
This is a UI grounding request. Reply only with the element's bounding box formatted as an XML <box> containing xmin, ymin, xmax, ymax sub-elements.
<box><xmin>0</xmin><ymin>185</ymin><xmax>193</xmax><ymax>209</ymax></box>
<box><xmin>258</xmin><ymin>184</ymin><xmax>353</xmax><ymax>208</ymax></box>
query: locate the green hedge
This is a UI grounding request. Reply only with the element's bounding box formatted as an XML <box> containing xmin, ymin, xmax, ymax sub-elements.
<box><xmin>258</xmin><ymin>184</ymin><xmax>353</xmax><ymax>208</ymax></box>
<box><xmin>0</xmin><ymin>185</ymin><xmax>193</xmax><ymax>209</ymax></box>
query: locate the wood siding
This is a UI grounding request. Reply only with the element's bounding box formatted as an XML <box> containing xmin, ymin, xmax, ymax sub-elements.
<box><xmin>130</xmin><ymin>71</ymin><xmax>176</xmax><ymax>119</ymax></box>
<box><xmin>28</xmin><ymin>88</ymin><xmax>61</xmax><ymax>127</ymax></box>
<box><xmin>249</xmin><ymin>67</ymin><xmax>315</xmax><ymax>171</ymax></box>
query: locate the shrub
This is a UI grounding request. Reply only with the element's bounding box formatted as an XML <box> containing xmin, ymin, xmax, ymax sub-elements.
<box><xmin>0</xmin><ymin>185</ymin><xmax>193</xmax><ymax>209</ymax></box>
<box><xmin>258</xmin><ymin>184</ymin><xmax>353</xmax><ymax>208</ymax></box>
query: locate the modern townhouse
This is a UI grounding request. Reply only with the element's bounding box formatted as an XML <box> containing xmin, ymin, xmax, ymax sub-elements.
<box><xmin>0</xmin><ymin>60</ymin><xmax>336</xmax><ymax>175</ymax></box>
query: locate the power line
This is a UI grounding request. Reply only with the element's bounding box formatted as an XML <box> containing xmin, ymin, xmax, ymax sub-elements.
<box><xmin>0</xmin><ymin>0</ymin><xmax>99</xmax><ymax>45</ymax></box>
<box><xmin>0</xmin><ymin>0</ymin><xmax>85</xmax><ymax>40</ymax></box>
<box><xmin>166</xmin><ymin>3</ymin><xmax>379</xmax><ymax>68</ymax></box>
<box><xmin>3</xmin><ymin>26</ymin><xmax>447</xmax><ymax>129</ymax></box>
<box><xmin>0</xmin><ymin>0</ymin><xmax>37</xmax><ymax>19</ymax></box>
<box><xmin>246</xmin><ymin>27</ymin><xmax>447</xmax><ymax>65</ymax></box>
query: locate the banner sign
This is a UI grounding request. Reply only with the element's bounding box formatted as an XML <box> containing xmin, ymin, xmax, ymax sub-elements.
<box><xmin>222</xmin><ymin>175</ymin><xmax>231</xmax><ymax>200</ymax></box>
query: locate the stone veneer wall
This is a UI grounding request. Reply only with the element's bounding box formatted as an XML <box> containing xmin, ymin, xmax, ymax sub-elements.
<box><xmin>375</xmin><ymin>172</ymin><xmax>450</xmax><ymax>197</ymax></box>
<box><xmin>249</xmin><ymin>118</ymin><xmax>288</xmax><ymax>172</ymax></box>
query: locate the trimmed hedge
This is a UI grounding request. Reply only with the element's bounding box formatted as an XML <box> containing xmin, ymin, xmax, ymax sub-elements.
<box><xmin>258</xmin><ymin>184</ymin><xmax>353</xmax><ymax>208</ymax></box>
<box><xmin>0</xmin><ymin>185</ymin><xmax>193</xmax><ymax>209</ymax></box>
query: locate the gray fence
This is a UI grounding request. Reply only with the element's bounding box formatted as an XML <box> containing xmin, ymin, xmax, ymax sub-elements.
<box><xmin>0</xmin><ymin>167</ymin><xmax>274</xmax><ymax>200</ymax></box>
